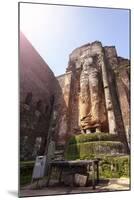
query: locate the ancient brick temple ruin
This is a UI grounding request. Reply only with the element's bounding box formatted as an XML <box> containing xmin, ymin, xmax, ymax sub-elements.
<box><xmin>20</xmin><ymin>33</ymin><xmax>130</xmax><ymax>160</ymax></box>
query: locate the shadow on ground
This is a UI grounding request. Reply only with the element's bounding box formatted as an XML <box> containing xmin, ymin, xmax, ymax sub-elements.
<box><xmin>19</xmin><ymin>178</ymin><xmax>130</xmax><ymax>197</ymax></box>
<box><xmin>8</xmin><ymin>190</ymin><xmax>18</xmax><ymax>197</ymax></box>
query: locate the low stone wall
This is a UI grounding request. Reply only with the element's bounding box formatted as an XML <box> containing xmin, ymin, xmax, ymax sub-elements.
<box><xmin>64</xmin><ymin>133</ymin><xmax>130</xmax><ymax>178</ymax></box>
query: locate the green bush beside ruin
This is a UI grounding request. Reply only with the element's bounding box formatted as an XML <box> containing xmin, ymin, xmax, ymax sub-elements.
<box><xmin>20</xmin><ymin>161</ymin><xmax>34</xmax><ymax>186</ymax></box>
<box><xmin>99</xmin><ymin>155</ymin><xmax>130</xmax><ymax>178</ymax></box>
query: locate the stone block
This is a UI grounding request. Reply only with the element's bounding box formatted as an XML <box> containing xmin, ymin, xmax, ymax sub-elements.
<box><xmin>74</xmin><ymin>173</ymin><xmax>88</xmax><ymax>187</ymax></box>
<box><xmin>63</xmin><ymin>173</ymin><xmax>88</xmax><ymax>187</ymax></box>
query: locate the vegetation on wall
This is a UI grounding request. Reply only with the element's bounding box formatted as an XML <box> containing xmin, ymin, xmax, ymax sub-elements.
<box><xmin>20</xmin><ymin>161</ymin><xmax>35</xmax><ymax>186</ymax></box>
<box><xmin>64</xmin><ymin>133</ymin><xmax>130</xmax><ymax>178</ymax></box>
<box><xmin>67</xmin><ymin>133</ymin><xmax>119</xmax><ymax>145</ymax></box>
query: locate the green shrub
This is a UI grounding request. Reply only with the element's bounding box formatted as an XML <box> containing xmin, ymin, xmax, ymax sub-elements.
<box><xmin>20</xmin><ymin>161</ymin><xmax>35</xmax><ymax>186</ymax></box>
<box><xmin>100</xmin><ymin>155</ymin><xmax>130</xmax><ymax>178</ymax></box>
<box><xmin>20</xmin><ymin>174</ymin><xmax>32</xmax><ymax>186</ymax></box>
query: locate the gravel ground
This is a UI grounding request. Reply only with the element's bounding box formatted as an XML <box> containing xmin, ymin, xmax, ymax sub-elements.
<box><xmin>19</xmin><ymin>178</ymin><xmax>130</xmax><ymax>197</ymax></box>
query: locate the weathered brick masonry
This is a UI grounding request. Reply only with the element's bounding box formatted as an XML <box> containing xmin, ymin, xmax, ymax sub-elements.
<box><xmin>20</xmin><ymin>35</ymin><xmax>130</xmax><ymax>160</ymax></box>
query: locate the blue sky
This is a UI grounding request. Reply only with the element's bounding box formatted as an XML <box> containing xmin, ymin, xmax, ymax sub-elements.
<box><xmin>20</xmin><ymin>3</ymin><xmax>130</xmax><ymax>76</ymax></box>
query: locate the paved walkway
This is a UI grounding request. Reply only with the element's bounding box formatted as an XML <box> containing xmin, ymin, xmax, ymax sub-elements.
<box><xmin>20</xmin><ymin>178</ymin><xmax>130</xmax><ymax>197</ymax></box>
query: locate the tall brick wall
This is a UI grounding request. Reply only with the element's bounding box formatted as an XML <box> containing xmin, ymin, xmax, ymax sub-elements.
<box><xmin>20</xmin><ymin>32</ymin><xmax>57</xmax><ymax>160</ymax></box>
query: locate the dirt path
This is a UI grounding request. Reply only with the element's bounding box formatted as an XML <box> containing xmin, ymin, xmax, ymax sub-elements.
<box><xmin>19</xmin><ymin>178</ymin><xmax>130</xmax><ymax>197</ymax></box>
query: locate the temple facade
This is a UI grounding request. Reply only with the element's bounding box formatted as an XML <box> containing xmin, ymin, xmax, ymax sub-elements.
<box><xmin>52</xmin><ymin>42</ymin><xmax>130</xmax><ymax>151</ymax></box>
<box><xmin>20</xmin><ymin>35</ymin><xmax>130</xmax><ymax>160</ymax></box>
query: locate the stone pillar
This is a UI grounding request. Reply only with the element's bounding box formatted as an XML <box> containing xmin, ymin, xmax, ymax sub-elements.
<box><xmin>63</xmin><ymin>72</ymin><xmax>72</xmax><ymax>107</ymax></box>
<box><xmin>98</xmin><ymin>53</ymin><xmax>117</xmax><ymax>134</ymax></box>
<box><xmin>58</xmin><ymin>72</ymin><xmax>72</xmax><ymax>143</ymax></box>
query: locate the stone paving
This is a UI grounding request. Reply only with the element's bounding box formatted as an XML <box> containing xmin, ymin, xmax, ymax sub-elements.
<box><xmin>19</xmin><ymin>178</ymin><xmax>130</xmax><ymax>197</ymax></box>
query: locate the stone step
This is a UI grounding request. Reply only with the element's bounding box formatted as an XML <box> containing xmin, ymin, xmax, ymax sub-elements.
<box><xmin>55</xmin><ymin>145</ymin><xmax>65</xmax><ymax>151</ymax></box>
<box><xmin>54</xmin><ymin>150</ymin><xmax>64</xmax><ymax>155</ymax></box>
<box><xmin>54</xmin><ymin>145</ymin><xmax>65</xmax><ymax>160</ymax></box>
